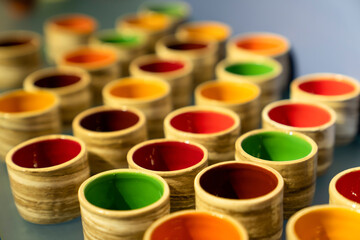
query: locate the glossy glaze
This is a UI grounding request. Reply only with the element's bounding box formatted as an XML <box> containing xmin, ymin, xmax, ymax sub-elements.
<box><xmin>336</xmin><ymin>170</ymin><xmax>360</xmax><ymax>204</ymax></box>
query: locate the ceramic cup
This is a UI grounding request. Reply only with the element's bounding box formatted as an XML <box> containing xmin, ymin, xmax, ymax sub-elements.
<box><xmin>195</xmin><ymin>80</ymin><xmax>261</xmax><ymax>133</ymax></box>
<box><xmin>262</xmin><ymin>100</ymin><xmax>336</xmax><ymax>176</ymax></box>
<box><xmin>235</xmin><ymin>129</ymin><xmax>318</xmax><ymax>218</ymax></box>
<box><xmin>127</xmin><ymin>139</ymin><xmax>208</xmax><ymax>212</ymax></box>
<box><xmin>290</xmin><ymin>73</ymin><xmax>360</xmax><ymax>145</ymax></box>
<box><xmin>227</xmin><ymin>32</ymin><xmax>291</xmax><ymax>91</ymax></box>
<box><xmin>216</xmin><ymin>58</ymin><xmax>282</xmax><ymax>109</ymax></box>
<box><xmin>329</xmin><ymin>167</ymin><xmax>360</xmax><ymax>212</ymax></box>
<box><xmin>0</xmin><ymin>30</ymin><xmax>41</xmax><ymax>90</ymax></box>
<box><xmin>164</xmin><ymin>106</ymin><xmax>240</xmax><ymax>165</ymax></box>
<box><xmin>57</xmin><ymin>45</ymin><xmax>119</xmax><ymax>105</ymax></box>
<box><xmin>116</xmin><ymin>12</ymin><xmax>173</xmax><ymax>52</ymax></box>
<box><xmin>175</xmin><ymin>21</ymin><xmax>232</xmax><ymax>60</ymax></box>
<box><xmin>194</xmin><ymin>161</ymin><xmax>284</xmax><ymax>240</ymax></box>
<box><xmin>0</xmin><ymin>89</ymin><xmax>61</xmax><ymax>160</ymax></box>
<box><xmin>44</xmin><ymin>13</ymin><xmax>98</xmax><ymax>63</ymax></box>
<box><xmin>156</xmin><ymin>35</ymin><xmax>218</xmax><ymax>88</ymax></box>
<box><xmin>78</xmin><ymin>169</ymin><xmax>170</xmax><ymax>240</ymax></box>
<box><xmin>143</xmin><ymin>210</ymin><xmax>249</xmax><ymax>240</ymax></box>
<box><xmin>24</xmin><ymin>66</ymin><xmax>92</xmax><ymax>126</ymax></box>
<box><xmin>5</xmin><ymin>134</ymin><xmax>90</xmax><ymax>224</ymax></box>
<box><xmin>102</xmin><ymin>76</ymin><xmax>172</xmax><ymax>139</ymax></box>
<box><xmin>286</xmin><ymin>205</ymin><xmax>360</xmax><ymax>240</ymax></box>
<box><xmin>90</xmin><ymin>29</ymin><xmax>148</xmax><ymax>76</ymax></box>
<box><xmin>72</xmin><ymin>106</ymin><xmax>147</xmax><ymax>174</ymax></box>
<box><xmin>129</xmin><ymin>54</ymin><xmax>193</xmax><ymax>109</ymax></box>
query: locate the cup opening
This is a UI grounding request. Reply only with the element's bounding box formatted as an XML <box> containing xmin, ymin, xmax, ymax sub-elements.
<box><xmin>182</xmin><ymin>23</ymin><xmax>229</xmax><ymax>42</ymax></box>
<box><xmin>241</xmin><ymin>131</ymin><xmax>312</xmax><ymax>161</ymax></box>
<box><xmin>124</xmin><ymin>14</ymin><xmax>169</xmax><ymax>31</ymax></box>
<box><xmin>80</xmin><ymin>110</ymin><xmax>139</xmax><ymax>132</ymax></box>
<box><xmin>200</xmin><ymin>163</ymin><xmax>278</xmax><ymax>199</ymax></box>
<box><xmin>139</xmin><ymin>60</ymin><xmax>184</xmax><ymax>73</ymax></box>
<box><xmin>84</xmin><ymin>172</ymin><xmax>164</xmax><ymax>210</ymax></box>
<box><xmin>150</xmin><ymin>212</ymin><xmax>243</xmax><ymax>240</ymax></box>
<box><xmin>235</xmin><ymin>35</ymin><xmax>288</xmax><ymax>56</ymax></box>
<box><xmin>99</xmin><ymin>32</ymin><xmax>140</xmax><ymax>46</ymax></box>
<box><xmin>268</xmin><ymin>103</ymin><xmax>331</xmax><ymax>128</ymax></box>
<box><xmin>110</xmin><ymin>79</ymin><xmax>166</xmax><ymax>99</ymax></box>
<box><xmin>64</xmin><ymin>48</ymin><xmax>116</xmax><ymax>66</ymax></box>
<box><xmin>167</xmin><ymin>42</ymin><xmax>207</xmax><ymax>50</ymax></box>
<box><xmin>335</xmin><ymin>170</ymin><xmax>360</xmax><ymax>204</ymax></box>
<box><xmin>53</xmin><ymin>15</ymin><xmax>96</xmax><ymax>33</ymax></box>
<box><xmin>133</xmin><ymin>141</ymin><xmax>204</xmax><ymax>171</ymax></box>
<box><xmin>146</xmin><ymin>2</ymin><xmax>187</xmax><ymax>18</ymax></box>
<box><xmin>12</xmin><ymin>138</ymin><xmax>81</xmax><ymax>168</ymax></box>
<box><xmin>225</xmin><ymin>62</ymin><xmax>274</xmax><ymax>76</ymax></box>
<box><xmin>0</xmin><ymin>37</ymin><xmax>32</xmax><ymax>47</ymax></box>
<box><xmin>298</xmin><ymin>79</ymin><xmax>356</xmax><ymax>96</ymax></box>
<box><xmin>0</xmin><ymin>91</ymin><xmax>56</xmax><ymax>113</ymax></box>
<box><xmin>34</xmin><ymin>74</ymin><xmax>81</xmax><ymax>88</ymax></box>
<box><xmin>170</xmin><ymin>110</ymin><xmax>235</xmax><ymax>134</ymax></box>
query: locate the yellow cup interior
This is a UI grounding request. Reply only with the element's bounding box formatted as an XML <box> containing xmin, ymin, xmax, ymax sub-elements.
<box><xmin>181</xmin><ymin>23</ymin><xmax>230</xmax><ymax>42</ymax></box>
<box><xmin>124</xmin><ymin>13</ymin><xmax>170</xmax><ymax>31</ymax></box>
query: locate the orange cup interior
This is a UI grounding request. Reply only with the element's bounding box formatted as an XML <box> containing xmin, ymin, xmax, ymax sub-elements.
<box><xmin>0</xmin><ymin>91</ymin><xmax>56</xmax><ymax>113</ymax></box>
<box><xmin>200</xmin><ymin>81</ymin><xmax>259</xmax><ymax>104</ymax></box>
<box><xmin>150</xmin><ymin>212</ymin><xmax>243</xmax><ymax>240</ymax></box>
<box><xmin>293</xmin><ymin>207</ymin><xmax>360</xmax><ymax>239</ymax></box>
<box><xmin>124</xmin><ymin>13</ymin><xmax>170</xmax><ymax>31</ymax></box>
<box><xmin>236</xmin><ymin>34</ymin><xmax>288</xmax><ymax>56</ymax></box>
<box><xmin>53</xmin><ymin>15</ymin><xmax>96</xmax><ymax>34</ymax></box>
<box><xmin>182</xmin><ymin>23</ymin><xmax>230</xmax><ymax>42</ymax></box>
<box><xmin>64</xmin><ymin>47</ymin><xmax>117</xmax><ymax>68</ymax></box>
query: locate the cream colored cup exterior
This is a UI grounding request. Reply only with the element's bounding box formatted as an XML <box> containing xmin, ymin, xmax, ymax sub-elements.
<box><xmin>5</xmin><ymin>134</ymin><xmax>90</xmax><ymax>224</ymax></box>
<box><xmin>72</xmin><ymin>106</ymin><xmax>148</xmax><ymax>174</ymax></box>
<box><xmin>129</xmin><ymin>54</ymin><xmax>193</xmax><ymax>109</ymax></box>
<box><xmin>102</xmin><ymin>77</ymin><xmax>172</xmax><ymax>139</ymax></box>
<box><xmin>195</xmin><ymin>80</ymin><xmax>261</xmax><ymax>133</ymax></box>
<box><xmin>0</xmin><ymin>30</ymin><xmax>42</xmax><ymax>90</ymax></box>
<box><xmin>262</xmin><ymin>99</ymin><xmax>336</xmax><ymax>176</ymax></box>
<box><xmin>156</xmin><ymin>35</ymin><xmax>218</xmax><ymax>88</ymax></box>
<box><xmin>78</xmin><ymin>169</ymin><xmax>170</xmax><ymax>240</ymax></box>
<box><xmin>143</xmin><ymin>210</ymin><xmax>249</xmax><ymax>240</ymax></box>
<box><xmin>235</xmin><ymin>129</ymin><xmax>318</xmax><ymax>219</ymax></box>
<box><xmin>216</xmin><ymin>58</ymin><xmax>283</xmax><ymax>109</ymax></box>
<box><xmin>227</xmin><ymin>32</ymin><xmax>291</xmax><ymax>91</ymax></box>
<box><xmin>127</xmin><ymin>139</ymin><xmax>208</xmax><ymax>212</ymax></box>
<box><xmin>24</xmin><ymin>66</ymin><xmax>92</xmax><ymax>125</ymax></box>
<box><xmin>0</xmin><ymin>90</ymin><xmax>61</xmax><ymax>160</ymax></box>
<box><xmin>329</xmin><ymin>167</ymin><xmax>360</xmax><ymax>211</ymax></box>
<box><xmin>164</xmin><ymin>105</ymin><xmax>241</xmax><ymax>165</ymax></box>
<box><xmin>290</xmin><ymin>73</ymin><xmax>360</xmax><ymax>145</ymax></box>
<box><xmin>194</xmin><ymin>161</ymin><xmax>284</xmax><ymax>240</ymax></box>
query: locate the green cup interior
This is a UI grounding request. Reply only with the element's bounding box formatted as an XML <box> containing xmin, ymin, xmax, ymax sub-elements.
<box><xmin>84</xmin><ymin>172</ymin><xmax>164</xmax><ymax>210</ymax></box>
<box><xmin>99</xmin><ymin>31</ymin><xmax>141</xmax><ymax>46</ymax></box>
<box><xmin>241</xmin><ymin>131</ymin><xmax>312</xmax><ymax>161</ymax></box>
<box><xmin>225</xmin><ymin>62</ymin><xmax>274</xmax><ymax>76</ymax></box>
<box><xmin>146</xmin><ymin>2</ymin><xmax>187</xmax><ymax>18</ymax></box>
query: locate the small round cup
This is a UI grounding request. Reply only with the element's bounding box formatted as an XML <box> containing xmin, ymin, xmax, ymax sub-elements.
<box><xmin>262</xmin><ymin>100</ymin><xmax>336</xmax><ymax>175</ymax></box>
<box><xmin>78</xmin><ymin>169</ymin><xmax>170</xmax><ymax>240</ymax></box>
<box><xmin>143</xmin><ymin>210</ymin><xmax>249</xmax><ymax>240</ymax></box>
<box><xmin>72</xmin><ymin>105</ymin><xmax>147</xmax><ymax>174</ymax></box>
<box><xmin>227</xmin><ymin>32</ymin><xmax>291</xmax><ymax>91</ymax></box>
<box><xmin>216</xmin><ymin>58</ymin><xmax>282</xmax><ymax>109</ymax></box>
<box><xmin>235</xmin><ymin>129</ymin><xmax>318</xmax><ymax>218</ymax></box>
<box><xmin>24</xmin><ymin>66</ymin><xmax>92</xmax><ymax>126</ymax></box>
<box><xmin>129</xmin><ymin>54</ymin><xmax>193</xmax><ymax>108</ymax></box>
<box><xmin>0</xmin><ymin>30</ymin><xmax>42</xmax><ymax>90</ymax></box>
<box><xmin>127</xmin><ymin>139</ymin><xmax>208</xmax><ymax>212</ymax></box>
<box><xmin>0</xmin><ymin>89</ymin><xmax>61</xmax><ymax>159</ymax></box>
<box><xmin>194</xmin><ymin>161</ymin><xmax>284</xmax><ymax>240</ymax></box>
<box><xmin>102</xmin><ymin>76</ymin><xmax>172</xmax><ymax>139</ymax></box>
<box><xmin>164</xmin><ymin>105</ymin><xmax>240</xmax><ymax>165</ymax></box>
<box><xmin>290</xmin><ymin>73</ymin><xmax>360</xmax><ymax>145</ymax></box>
<box><xmin>57</xmin><ymin>45</ymin><xmax>119</xmax><ymax>105</ymax></box>
<box><xmin>6</xmin><ymin>134</ymin><xmax>90</xmax><ymax>224</ymax></box>
<box><xmin>286</xmin><ymin>205</ymin><xmax>360</xmax><ymax>240</ymax></box>
<box><xmin>329</xmin><ymin>167</ymin><xmax>360</xmax><ymax>211</ymax></box>
<box><xmin>195</xmin><ymin>80</ymin><xmax>261</xmax><ymax>133</ymax></box>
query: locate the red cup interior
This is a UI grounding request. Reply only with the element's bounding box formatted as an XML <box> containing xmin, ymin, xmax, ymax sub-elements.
<box><xmin>268</xmin><ymin>103</ymin><xmax>331</xmax><ymax>128</ymax></box>
<box><xmin>336</xmin><ymin>170</ymin><xmax>360</xmax><ymax>204</ymax></box>
<box><xmin>167</xmin><ymin>42</ymin><xmax>207</xmax><ymax>50</ymax></box>
<box><xmin>34</xmin><ymin>74</ymin><xmax>81</xmax><ymax>88</ymax></box>
<box><xmin>298</xmin><ymin>79</ymin><xmax>356</xmax><ymax>96</ymax></box>
<box><xmin>139</xmin><ymin>60</ymin><xmax>184</xmax><ymax>73</ymax></box>
<box><xmin>170</xmin><ymin>110</ymin><xmax>235</xmax><ymax>134</ymax></box>
<box><xmin>200</xmin><ymin>163</ymin><xmax>278</xmax><ymax>199</ymax></box>
<box><xmin>12</xmin><ymin>139</ymin><xmax>81</xmax><ymax>168</ymax></box>
<box><xmin>133</xmin><ymin>141</ymin><xmax>204</xmax><ymax>171</ymax></box>
<box><xmin>80</xmin><ymin>110</ymin><xmax>139</xmax><ymax>132</ymax></box>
